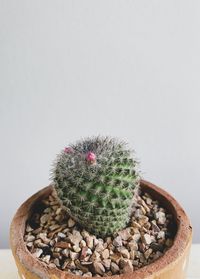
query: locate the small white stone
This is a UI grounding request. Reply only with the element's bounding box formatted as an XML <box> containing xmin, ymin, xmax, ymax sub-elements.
<box><xmin>25</xmin><ymin>235</ymin><xmax>35</xmax><ymax>242</ymax></box>
<box><xmin>157</xmin><ymin>231</ymin><xmax>165</xmax><ymax>239</ymax></box>
<box><xmin>73</xmin><ymin>245</ymin><xmax>81</xmax><ymax>253</ymax></box>
<box><xmin>142</xmin><ymin>234</ymin><xmax>152</xmax><ymax>245</ymax></box>
<box><xmin>33</xmin><ymin>248</ymin><xmax>43</xmax><ymax>258</ymax></box>
<box><xmin>155</xmin><ymin>211</ymin><xmax>166</xmax><ymax>225</ymax></box>
<box><xmin>42</xmin><ymin>255</ymin><xmax>51</xmax><ymax>264</ymax></box>
<box><xmin>26</xmin><ymin>225</ymin><xmax>33</xmax><ymax>233</ymax></box>
<box><xmin>80</xmin><ymin>240</ymin><xmax>87</xmax><ymax>248</ymax></box>
<box><xmin>87</xmin><ymin>248</ymin><xmax>93</xmax><ymax>255</ymax></box>
<box><xmin>57</xmin><ymin>232</ymin><xmax>66</xmax><ymax>239</ymax></box>
<box><xmin>68</xmin><ymin>218</ymin><xmax>76</xmax><ymax>228</ymax></box>
<box><xmin>26</xmin><ymin>242</ymin><xmax>33</xmax><ymax>248</ymax></box>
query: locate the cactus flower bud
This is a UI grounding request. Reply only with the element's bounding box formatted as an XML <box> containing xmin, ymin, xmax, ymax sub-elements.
<box><xmin>86</xmin><ymin>151</ymin><xmax>96</xmax><ymax>164</ymax></box>
<box><xmin>64</xmin><ymin>147</ymin><xmax>73</xmax><ymax>154</ymax></box>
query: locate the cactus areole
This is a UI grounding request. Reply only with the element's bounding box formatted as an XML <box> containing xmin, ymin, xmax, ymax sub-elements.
<box><xmin>52</xmin><ymin>136</ymin><xmax>140</xmax><ymax>237</ymax></box>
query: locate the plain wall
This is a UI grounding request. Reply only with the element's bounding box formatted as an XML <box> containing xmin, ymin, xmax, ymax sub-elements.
<box><xmin>0</xmin><ymin>0</ymin><xmax>200</xmax><ymax>248</ymax></box>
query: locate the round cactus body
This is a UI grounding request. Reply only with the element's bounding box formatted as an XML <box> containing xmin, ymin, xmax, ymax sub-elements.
<box><xmin>52</xmin><ymin>136</ymin><xmax>140</xmax><ymax>237</ymax></box>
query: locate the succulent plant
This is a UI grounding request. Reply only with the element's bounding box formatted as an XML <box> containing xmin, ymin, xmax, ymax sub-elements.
<box><xmin>52</xmin><ymin>136</ymin><xmax>140</xmax><ymax>237</ymax></box>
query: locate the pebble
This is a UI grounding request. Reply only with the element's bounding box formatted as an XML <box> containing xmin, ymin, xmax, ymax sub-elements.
<box><xmin>122</xmin><ymin>259</ymin><xmax>133</xmax><ymax>273</ymax></box>
<box><xmin>90</xmin><ymin>251</ymin><xmax>101</xmax><ymax>262</ymax></box>
<box><xmin>131</xmin><ymin>233</ymin><xmax>141</xmax><ymax>243</ymax></box>
<box><xmin>110</xmin><ymin>262</ymin><xmax>120</xmax><ymax>274</ymax></box>
<box><xmin>37</xmin><ymin>233</ymin><xmax>50</xmax><ymax>244</ymax></box>
<box><xmin>118</xmin><ymin>228</ymin><xmax>131</xmax><ymax>240</ymax></box>
<box><xmin>25</xmin><ymin>235</ymin><xmax>35</xmax><ymax>242</ymax></box>
<box><xmin>86</xmin><ymin>236</ymin><xmax>94</xmax><ymax>249</ymax></box>
<box><xmin>54</xmin><ymin>258</ymin><xmax>60</xmax><ymax>267</ymax></box>
<box><xmin>73</xmin><ymin>245</ymin><xmax>81</xmax><ymax>253</ymax></box>
<box><xmin>57</xmin><ymin>232</ymin><xmax>66</xmax><ymax>239</ymax></box>
<box><xmin>80</xmin><ymin>240</ymin><xmax>87</xmax><ymax>248</ymax></box>
<box><xmin>117</xmin><ymin>247</ymin><xmax>130</xmax><ymax>259</ymax></box>
<box><xmin>33</xmin><ymin>248</ymin><xmax>43</xmax><ymax>258</ymax></box>
<box><xmin>68</xmin><ymin>231</ymin><xmax>83</xmax><ymax>245</ymax></box>
<box><xmin>144</xmin><ymin>248</ymin><xmax>153</xmax><ymax>259</ymax></box>
<box><xmin>55</xmin><ymin>242</ymin><xmax>71</xmax><ymax>249</ymax></box>
<box><xmin>49</xmin><ymin>263</ymin><xmax>57</xmax><ymax>269</ymax></box>
<box><xmin>101</xmin><ymin>249</ymin><xmax>109</xmax><ymax>259</ymax></box>
<box><xmin>142</xmin><ymin>234</ymin><xmax>152</xmax><ymax>245</ymax></box>
<box><xmin>70</xmin><ymin>251</ymin><xmax>79</xmax><ymax>260</ymax></box>
<box><xmin>155</xmin><ymin>211</ymin><xmax>166</xmax><ymax>225</ymax></box>
<box><xmin>42</xmin><ymin>255</ymin><xmax>51</xmax><ymax>264</ymax></box>
<box><xmin>128</xmin><ymin>241</ymin><xmax>138</xmax><ymax>251</ymax></box>
<box><xmin>26</xmin><ymin>225</ymin><xmax>33</xmax><ymax>232</ymax></box>
<box><xmin>139</xmin><ymin>216</ymin><xmax>149</xmax><ymax>226</ymax></box>
<box><xmin>83</xmin><ymin>272</ymin><xmax>92</xmax><ymax>277</ymax></box>
<box><xmin>80</xmin><ymin>247</ymin><xmax>93</xmax><ymax>259</ymax></box>
<box><xmin>49</xmin><ymin>224</ymin><xmax>60</xmax><ymax>231</ymax></box>
<box><xmin>40</xmin><ymin>214</ymin><xmax>49</xmax><ymax>224</ymax></box>
<box><xmin>102</xmin><ymin>259</ymin><xmax>111</xmax><ymax>270</ymax></box>
<box><xmin>113</xmin><ymin>236</ymin><xmax>122</xmax><ymax>247</ymax></box>
<box><xmin>157</xmin><ymin>231</ymin><xmax>165</xmax><ymax>239</ymax></box>
<box><xmin>26</xmin><ymin>242</ymin><xmax>33</xmax><ymax>248</ymax></box>
<box><xmin>130</xmin><ymin>250</ymin><xmax>135</xmax><ymax>260</ymax></box>
<box><xmin>151</xmin><ymin>220</ymin><xmax>160</xmax><ymax>232</ymax></box>
<box><xmin>165</xmin><ymin>238</ymin><xmax>173</xmax><ymax>247</ymax></box>
<box><xmin>93</xmin><ymin>262</ymin><xmax>105</xmax><ymax>275</ymax></box>
<box><xmin>68</xmin><ymin>218</ymin><xmax>76</xmax><ymax>228</ymax></box>
<box><xmin>95</xmin><ymin>242</ymin><xmax>104</xmax><ymax>252</ymax></box>
<box><xmin>62</xmin><ymin>249</ymin><xmax>70</xmax><ymax>257</ymax></box>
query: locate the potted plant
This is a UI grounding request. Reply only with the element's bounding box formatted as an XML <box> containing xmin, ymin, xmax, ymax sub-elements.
<box><xmin>10</xmin><ymin>136</ymin><xmax>192</xmax><ymax>279</ymax></box>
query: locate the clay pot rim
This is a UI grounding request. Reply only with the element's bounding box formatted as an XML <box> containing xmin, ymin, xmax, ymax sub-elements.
<box><xmin>10</xmin><ymin>180</ymin><xmax>192</xmax><ymax>279</ymax></box>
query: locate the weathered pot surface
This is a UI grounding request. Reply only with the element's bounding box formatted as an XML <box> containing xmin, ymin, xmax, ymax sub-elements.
<box><xmin>10</xmin><ymin>180</ymin><xmax>192</xmax><ymax>279</ymax></box>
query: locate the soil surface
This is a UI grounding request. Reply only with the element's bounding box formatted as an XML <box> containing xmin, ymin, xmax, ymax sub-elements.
<box><xmin>24</xmin><ymin>189</ymin><xmax>175</xmax><ymax>277</ymax></box>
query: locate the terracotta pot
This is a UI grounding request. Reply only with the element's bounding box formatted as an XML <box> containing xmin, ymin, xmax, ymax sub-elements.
<box><xmin>10</xmin><ymin>180</ymin><xmax>192</xmax><ymax>279</ymax></box>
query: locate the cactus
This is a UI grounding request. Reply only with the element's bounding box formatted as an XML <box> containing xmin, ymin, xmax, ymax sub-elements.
<box><xmin>52</xmin><ymin>136</ymin><xmax>140</xmax><ymax>237</ymax></box>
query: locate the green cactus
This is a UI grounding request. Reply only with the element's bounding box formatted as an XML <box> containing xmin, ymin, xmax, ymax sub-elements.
<box><xmin>52</xmin><ymin>136</ymin><xmax>140</xmax><ymax>237</ymax></box>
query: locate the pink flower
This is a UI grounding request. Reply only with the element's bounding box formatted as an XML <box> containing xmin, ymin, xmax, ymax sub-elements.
<box><xmin>64</xmin><ymin>147</ymin><xmax>73</xmax><ymax>154</ymax></box>
<box><xmin>86</xmin><ymin>151</ymin><xmax>96</xmax><ymax>164</ymax></box>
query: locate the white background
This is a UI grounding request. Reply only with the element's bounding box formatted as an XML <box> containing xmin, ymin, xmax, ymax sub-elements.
<box><xmin>0</xmin><ymin>1</ymin><xmax>200</xmax><ymax>248</ymax></box>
